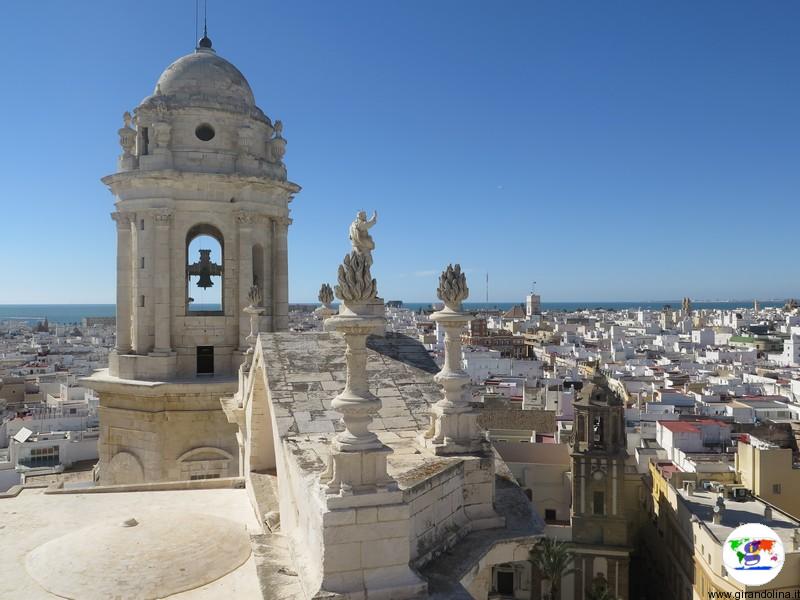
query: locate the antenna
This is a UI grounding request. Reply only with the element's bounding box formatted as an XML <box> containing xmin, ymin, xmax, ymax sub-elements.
<box><xmin>195</xmin><ymin>0</ymin><xmax>198</xmax><ymax>45</ymax></box>
<box><xmin>485</xmin><ymin>272</ymin><xmax>489</xmax><ymax>303</ymax></box>
<box><xmin>196</xmin><ymin>0</ymin><xmax>213</xmax><ymax>49</ymax></box>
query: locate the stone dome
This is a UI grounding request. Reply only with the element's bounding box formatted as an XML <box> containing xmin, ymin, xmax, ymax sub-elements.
<box><xmin>144</xmin><ymin>47</ymin><xmax>256</xmax><ymax>111</ymax></box>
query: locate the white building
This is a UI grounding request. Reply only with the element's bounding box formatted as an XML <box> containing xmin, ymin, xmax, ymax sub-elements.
<box><xmin>655</xmin><ymin>419</ymin><xmax>732</xmax><ymax>457</ymax></box>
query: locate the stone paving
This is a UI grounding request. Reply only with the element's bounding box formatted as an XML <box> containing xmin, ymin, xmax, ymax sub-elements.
<box><xmin>0</xmin><ymin>486</ymin><xmax>262</xmax><ymax>599</ymax></box>
<box><xmin>261</xmin><ymin>331</ymin><xmax>452</xmax><ymax>486</ymax></box>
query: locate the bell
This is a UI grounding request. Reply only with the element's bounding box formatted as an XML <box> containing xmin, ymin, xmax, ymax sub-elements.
<box><xmin>187</xmin><ymin>249</ymin><xmax>222</xmax><ymax>289</ymax></box>
<box><xmin>197</xmin><ymin>273</ymin><xmax>214</xmax><ymax>289</ymax></box>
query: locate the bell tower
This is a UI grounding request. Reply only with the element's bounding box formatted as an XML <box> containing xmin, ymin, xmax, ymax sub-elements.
<box><xmin>86</xmin><ymin>34</ymin><xmax>300</xmax><ymax>485</ymax></box>
<box><xmin>569</xmin><ymin>372</ymin><xmax>631</xmax><ymax>600</ymax></box>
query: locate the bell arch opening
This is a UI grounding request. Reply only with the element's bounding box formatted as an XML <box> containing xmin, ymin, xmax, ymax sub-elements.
<box><xmin>186</xmin><ymin>224</ymin><xmax>224</xmax><ymax>315</ymax></box>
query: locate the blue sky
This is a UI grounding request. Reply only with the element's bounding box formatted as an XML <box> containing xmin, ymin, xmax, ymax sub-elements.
<box><xmin>1</xmin><ymin>1</ymin><xmax>798</xmax><ymax>303</ymax></box>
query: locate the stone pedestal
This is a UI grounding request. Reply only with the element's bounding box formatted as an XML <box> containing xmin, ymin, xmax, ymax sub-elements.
<box><xmin>243</xmin><ymin>304</ymin><xmax>264</xmax><ymax>347</ymax></box>
<box><xmin>313</xmin><ymin>303</ymin><xmax>336</xmax><ymax>321</ymax></box>
<box><xmin>423</xmin><ymin>403</ymin><xmax>487</xmax><ymax>455</ymax></box>
<box><xmin>420</xmin><ymin>308</ymin><xmax>485</xmax><ymax>455</ymax></box>
<box><xmin>324</xmin><ymin>298</ymin><xmax>385</xmax><ymax>336</ymax></box>
<box><xmin>325</xmin><ymin>446</ymin><xmax>396</xmax><ymax>496</ymax></box>
<box><xmin>323</xmin><ymin>312</ymin><xmax>397</xmax><ymax>496</ymax></box>
<box><xmin>242</xmin><ymin>304</ymin><xmax>264</xmax><ymax>371</ymax></box>
<box><xmin>318</xmin><ymin>491</ymin><xmax>427</xmax><ymax>599</ymax></box>
<box><xmin>117</xmin><ymin>155</ymin><xmax>138</xmax><ymax>172</ymax></box>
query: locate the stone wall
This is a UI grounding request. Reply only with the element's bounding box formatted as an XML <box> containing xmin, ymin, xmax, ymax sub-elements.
<box><xmin>479</xmin><ymin>407</ymin><xmax>556</xmax><ymax>434</ymax></box>
<box><xmin>234</xmin><ymin>331</ymin><xmax>517</xmax><ymax>598</ymax></box>
<box><xmin>406</xmin><ymin>461</ymin><xmax>466</xmax><ymax>565</ymax></box>
<box><xmin>92</xmin><ymin>379</ymin><xmax>238</xmax><ymax>484</ymax></box>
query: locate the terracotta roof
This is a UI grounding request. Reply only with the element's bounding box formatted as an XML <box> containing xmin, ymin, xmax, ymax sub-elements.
<box><xmin>503</xmin><ymin>305</ymin><xmax>527</xmax><ymax>319</ymax></box>
<box><xmin>659</xmin><ymin>421</ymin><xmax>700</xmax><ymax>433</ymax></box>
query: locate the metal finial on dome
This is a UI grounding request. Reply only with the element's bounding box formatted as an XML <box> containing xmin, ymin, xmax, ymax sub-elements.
<box><xmin>197</xmin><ymin>0</ymin><xmax>213</xmax><ymax>50</ymax></box>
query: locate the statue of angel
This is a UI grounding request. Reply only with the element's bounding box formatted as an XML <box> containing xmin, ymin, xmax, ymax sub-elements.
<box><xmin>348</xmin><ymin>210</ymin><xmax>377</xmax><ymax>267</ymax></box>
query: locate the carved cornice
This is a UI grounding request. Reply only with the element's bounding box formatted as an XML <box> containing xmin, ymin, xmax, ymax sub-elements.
<box><xmin>101</xmin><ymin>170</ymin><xmax>302</xmax><ymax>197</ymax></box>
<box><xmin>111</xmin><ymin>212</ymin><xmax>135</xmax><ymax>228</ymax></box>
<box><xmin>153</xmin><ymin>210</ymin><xmax>173</xmax><ymax>224</ymax></box>
<box><xmin>236</xmin><ymin>211</ymin><xmax>274</xmax><ymax>226</ymax></box>
<box><xmin>272</xmin><ymin>216</ymin><xmax>293</xmax><ymax>228</ymax></box>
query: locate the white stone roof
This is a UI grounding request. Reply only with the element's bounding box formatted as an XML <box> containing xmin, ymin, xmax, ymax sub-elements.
<box><xmin>261</xmin><ymin>331</ymin><xmax>442</xmax><ymax>442</ymax></box>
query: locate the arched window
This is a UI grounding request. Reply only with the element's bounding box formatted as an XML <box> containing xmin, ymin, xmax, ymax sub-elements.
<box><xmin>593</xmin><ymin>557</ymin><xmax>608</xmax><ymax>579</ymax></box>
<box><xmin>186</xmin><ymin>224</ymin><xmax>224</xmax><ymax>314</ymax></box>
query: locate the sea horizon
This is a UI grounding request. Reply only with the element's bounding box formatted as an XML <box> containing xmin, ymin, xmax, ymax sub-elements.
<box><xmin>0</xmin><ymin>300</ymin><xmax>789</xmax><ymax>324</ymax></box>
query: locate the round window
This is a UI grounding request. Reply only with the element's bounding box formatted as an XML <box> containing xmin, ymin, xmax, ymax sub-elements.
<box><xmin>195</xmin><ymin>124</ymin><xmax>215</xmax><ymax>141</ymax></box>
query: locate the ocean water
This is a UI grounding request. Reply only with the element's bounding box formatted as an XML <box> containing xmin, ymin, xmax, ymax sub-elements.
<box><xmin>0</xmin><ymin>300</ymin><xmax>787</xmax><ymax>324</ymax></box>
<box><xmin>0</xmin><ymin>304</ymin><xmax>115</xmax><ymax>324</ymax></box>
<box><xmin>402</xmin><ymin>301</ymin><xmax>784</xmax><ymax>313</ymax></box>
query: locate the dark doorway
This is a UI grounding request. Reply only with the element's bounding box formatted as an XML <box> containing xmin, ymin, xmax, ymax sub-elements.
<box><xmin>593</xmin><ymin>491</ymin><xmax>605</xmax><ymax>516</ymax></box>
<box><xmin>496</xmin><ymin>570</ymin><xmax>514</xmax><ymax>595</ymax></box>
<box><xmin>197</xmin><ymin>346</ymin><xmax>214</xmax><ymax>375</ymax></box>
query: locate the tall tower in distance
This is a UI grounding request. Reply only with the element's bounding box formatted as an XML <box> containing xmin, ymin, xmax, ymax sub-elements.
<box><xmin>525</xmin><ymin>281</ymin><xmax>541</xmax><ymax>317</ymax></box>
<box><xmin>569</xmin><ymin>373</ymin><xmax>631</xmax><ymax>600</ymax></box>
<box><xmin>86</xmin><ymin>32</ymin><xmax>300</xmax><ymax>485</ymax></box>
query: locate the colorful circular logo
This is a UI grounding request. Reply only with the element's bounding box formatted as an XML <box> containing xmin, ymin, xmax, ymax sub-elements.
<box><xmin>722</xmin><ymin>523</ymin><xmax>785</xmax><ymax>586</ymax></box>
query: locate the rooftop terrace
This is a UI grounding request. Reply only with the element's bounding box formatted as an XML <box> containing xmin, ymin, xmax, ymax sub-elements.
<box><xmin>677</xmin><ymin>486</ymin><xmax>800</xmax><ymax>547</ymax></box>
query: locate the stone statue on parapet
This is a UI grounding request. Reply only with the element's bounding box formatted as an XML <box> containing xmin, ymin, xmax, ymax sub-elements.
<box><xmin>118</xmin><ymin>112</ymin><xmax>136</xmax><ymax>158</ymax></box>
<box><xmin>267</xmin><ymin>120</ymin><xmax>286</xmax><ymax>164</ymax></box>
<box><xmin>348</xmin><ymin>210</ymin><xmax>377</xmax><ymax>267</ymax></box>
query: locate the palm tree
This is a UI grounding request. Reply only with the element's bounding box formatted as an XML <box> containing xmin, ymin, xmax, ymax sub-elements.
<box><xmin>528</xmin><ymin>537</ymin><xmax>578</xmax><ymax>600</ymax></box>
<box><xmin>587</xmin><ymin>587</ymin><xmax>616</xmax><ymax>600</ymax></box>
<box><xmin>586</xmin><ymin>576</ymin><xmax>617</xmax><ymax>600</ymax></box>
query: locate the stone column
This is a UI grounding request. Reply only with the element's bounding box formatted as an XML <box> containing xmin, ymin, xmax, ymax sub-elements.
<box><xmin>112</xmin><ymin>212</ymin><xmax>133</xmax><ymax>353</ymax></box>
<box><xmin>420</xmin><ymin>264</ymin><xmax>485</xmax><ymax>454</ymax></box>
<box><xmin>271</xmin><ymin>216</ymin><xmax>291</xmax><ymax>331</ymax></box>
<box><xmin>332</xmin><ymin>320</ymin><xmax>382</xmax><ymax>451</ymax></box>
<box><xmin>152</xmin><ymin>211</ymin><xmax>173</xmax><ymax>354</ymax></box>
<box><xmin>130</xmin><ymin>214</ymin><xmax>143</xmax><ymax>354</ymax></box>
<box><xmin>261</xmin><ymin>222</ymin><xmax>273</xmax><ymax>329</ymax></box>
<box><xmin>236</xmin><ymin>212</ymin><xmax>254</xmax><ymax>350</ymax></box>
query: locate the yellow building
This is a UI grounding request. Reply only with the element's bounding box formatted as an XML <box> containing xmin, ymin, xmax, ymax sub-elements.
<box><xmin>737</xmin><ymin>434</ymin><xmax>800</xmax><ymax>519</ymax></box>
<box><xmin>646</xmin><ymin>460</ymin><xmax>800</xmax><ymax>599</ymax></box>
